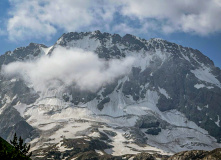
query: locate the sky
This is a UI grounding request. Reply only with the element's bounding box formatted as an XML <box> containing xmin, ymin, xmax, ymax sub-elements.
<box><xmin>0</xmin><ymin>0</ymin><xmax>221</xmax><ymax>68</ymax></box>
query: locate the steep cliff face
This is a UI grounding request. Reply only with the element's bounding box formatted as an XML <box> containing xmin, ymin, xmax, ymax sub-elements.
<box><xmin>0</xmin><ymin>31</ymin><xmax>221</xmax><ymax>158</ymax></box>
<box><xmin>0</xmin><ymin>43</ymin><xmax>45</xmax><ymax>141</ymax></box>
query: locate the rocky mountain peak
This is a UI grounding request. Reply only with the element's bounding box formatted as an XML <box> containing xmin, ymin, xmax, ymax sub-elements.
<box><xmin>0</xmin><ymin>43</ymin><xmax>46</xmax><ymax>67</ymax></box>
<box><xmin>0</xmin><ymin>31</ymin><xmax>221</xmax><ymax>158</ymax></box>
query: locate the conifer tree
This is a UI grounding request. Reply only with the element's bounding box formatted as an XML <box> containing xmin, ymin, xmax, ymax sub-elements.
<box><xmin>10</xmin><ymin>133</ymin><xmax>32</xmax><ymax>159</ymax></box>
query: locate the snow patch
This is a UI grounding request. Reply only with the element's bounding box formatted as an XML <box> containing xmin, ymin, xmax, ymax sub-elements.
<box><xmin>110</xmin><ymin>129</ymin><xmax>167</xmax><ymax>156</ymax></box>
<box><xmin>95</xmin><ymin>150</ymin><xmax>104</xmax><ymax>155</ymax></box>
<box><xmin>158</xmin><ymin>87</ymin><xmax>171</xmax><ymax>99</ymax></box>
<box><xmin>194</xmin><ymin>84</ymin><xmax>214</xmax><ymax>89</ymax></box>
<box><xmin>10</xmin><ymin>78</ymin><xmax>17</xmax><ymax>82</ymax></box>
<box><xmin>66</xmin><ymin>35</ymin><xmax>100</xmax><ymax>51</ymax></box>
<box><xmin>204</xmin><ymin>105</ymin><xmax>209</xmax><ymax>108</ymax></box>
<box><xmin>197</xmin><ymin>106</ymin><xmax>202</xmax><ymax>111</ymax></box>
<box><xmin>13</xmin><ymin>103</ymin><xmax>29</xmax><ymax>117</ymax></box>
<box><xmin>191</xmin><ymin>67</ymin><xmax>221</xmax><ymax>88</ymax></box>
<box><xmin>181</xmin><ymin>53</ymin><xmax>190</xmax><ymax>62</ymax></box>
<box><xmin>41</xmin><ymin>46</ymin><xmax>53</xmax><ymax>55</ymax></box>
<box><xmin>0</xmin><ymin>95</ymin><xmax>16</xmax><ymax>114</ymax></box>
<box><xmin>57</xmin><ymin>142</ymin><xmax>72</xmax><ymax>152</ymax></box>
<box><xmin>215</xmin><ymin>115</ymin><xmax>220</xmax><ymax>127</ymax></box>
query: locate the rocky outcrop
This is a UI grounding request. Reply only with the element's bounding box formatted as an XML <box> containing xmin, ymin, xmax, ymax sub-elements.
<box><xmin>31</xmin><ymin>136</ymin><xmax>221</xmax><ymax>160</ymax></box>
<box><xmin>168</xmin><ymin>148</ymin><xmax>221</xmax><ymax>160</ymax></box>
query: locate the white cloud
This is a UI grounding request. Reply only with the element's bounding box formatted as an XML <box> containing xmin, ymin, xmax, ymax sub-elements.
<box><xmin>119</xmin><ymin>0</ymin><xmax>221</xmax><ymax>35</ymax></box>
<box><xmin>7</xmin><ymin>0</ymin><xmax>117</xmax><ymax>41</ymax></box>
<box><xmin>2</xmin><ymin>47</ymin><xmax>134</xmax><ymax>92</ymax></box>
<box><xmin>6</xmin><ymin>0</ymin><xmax>221</xmax><ymax>40</ymax></box>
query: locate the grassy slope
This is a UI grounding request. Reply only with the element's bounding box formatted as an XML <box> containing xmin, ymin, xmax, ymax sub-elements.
<box><xmin>0</xmin><ymin>137</ymin><xmax>14</xmax><ymax>151</ymax></box>
<box><xmin>0</xmin><ymin>136</ymin><xmax>31</xmax><ymax>160</ymax></box>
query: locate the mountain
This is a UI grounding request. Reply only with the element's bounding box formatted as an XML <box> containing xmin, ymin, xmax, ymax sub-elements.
<box><xmin>0</xmin><ymin>30</ymin><xmax>221</xmax><ymax>159</ymax></box>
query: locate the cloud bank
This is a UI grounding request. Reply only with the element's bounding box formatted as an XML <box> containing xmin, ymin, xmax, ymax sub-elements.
<box><xmin>2</xmin><ymin>47</ymin><xmax>134</xmax><ymax>92</ymax></box>
<box><xmin>5</xmin><ymin>0</ymin><xmax>221</xmax><ymax>41</ymax></box>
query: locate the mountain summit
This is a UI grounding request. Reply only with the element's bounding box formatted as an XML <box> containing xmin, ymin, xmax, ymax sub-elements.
<box><xmin>0</xmin><ymin>31</ymin><xmax>221</xmax><ymax>158</ymax></box>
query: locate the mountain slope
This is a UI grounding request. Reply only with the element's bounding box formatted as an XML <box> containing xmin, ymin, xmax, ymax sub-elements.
<box><xmin>0</xmin><ymin>31</ymin><xmax>221</xmax><ymax>158</ymax></box>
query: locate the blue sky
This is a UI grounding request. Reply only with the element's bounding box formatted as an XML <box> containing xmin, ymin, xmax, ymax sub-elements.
<box><xmin>0</xmin><ymin>0</ymin><xmax>221</xmax><ymax>67</ymax></box>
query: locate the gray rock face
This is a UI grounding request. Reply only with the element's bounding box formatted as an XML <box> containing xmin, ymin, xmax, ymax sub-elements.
<box><xmin>0</xmin><ymin>31</ymin><xmax>221</xmax><ymax>155</ymax></box>
<box><xmin>0</xmin><ymin>43</ymin><xmax>46</xmax><ymax>67</ymax></box>
<box><xmin>0</xmin><ymin>43</ymin><xmax>43</xmax><ymax>141</ymax></box>
<box><xmin>0</xmin><ymin>80</ymin><xmax>38</xmax><ymax>141</ymax></box>
<box><xmin>53</xmin><ymin>31</ymin><xmax>221</xmax><ymax>142</ymax></box>
<box><xmin>168</xmin><ymin>148</ymin><xmax>221</xmax><ymax>160</ymax></box>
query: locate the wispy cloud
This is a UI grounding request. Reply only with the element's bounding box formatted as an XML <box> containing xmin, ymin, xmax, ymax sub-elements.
<box><xmin>2</xmin><ymin>46</ymin><xmax>134</xmax><ymax>92</ymax></box>
<box><xmin>5</xmin><ymin>0</ymin><xmax>221</xmax><ymax>41</ymax></box>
